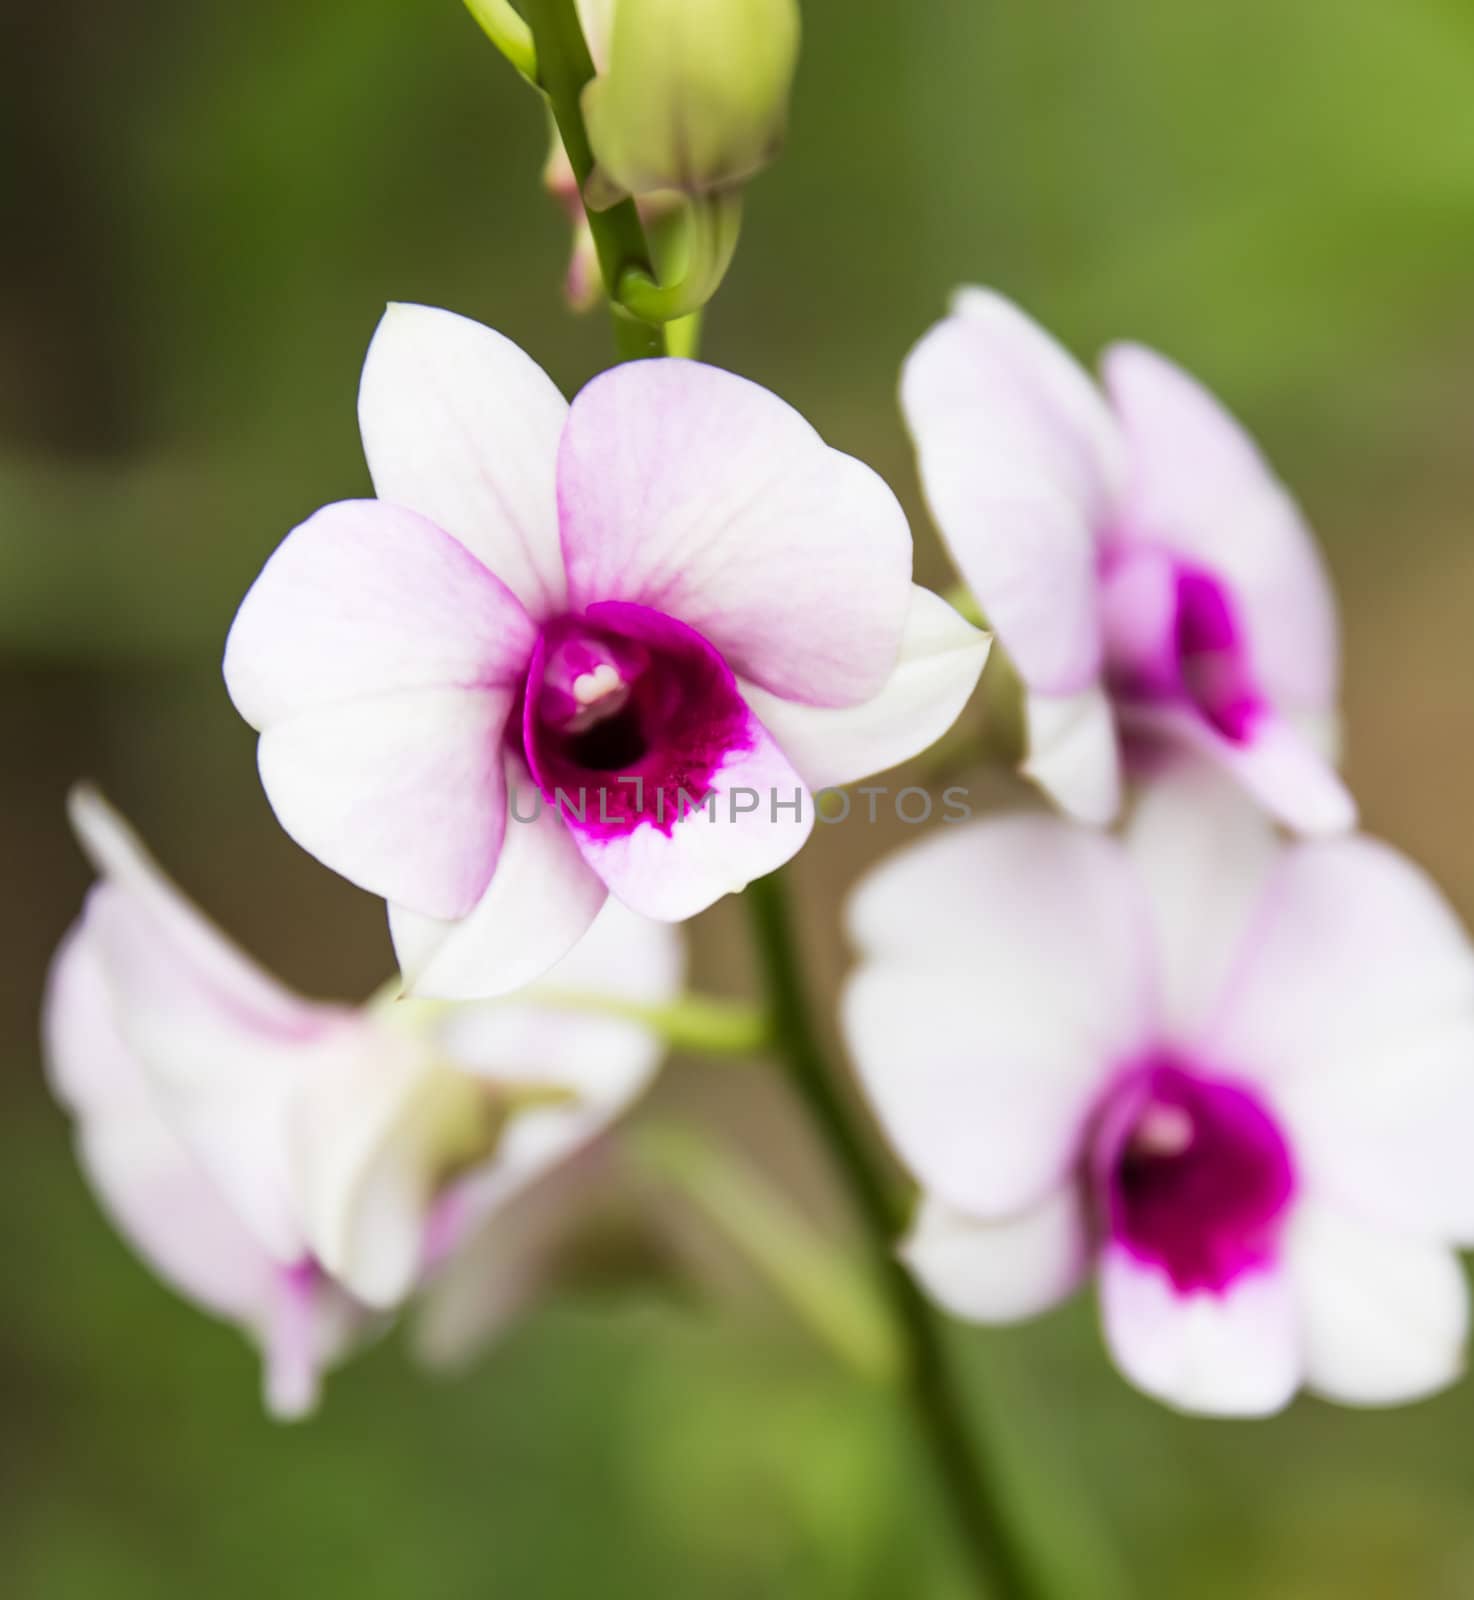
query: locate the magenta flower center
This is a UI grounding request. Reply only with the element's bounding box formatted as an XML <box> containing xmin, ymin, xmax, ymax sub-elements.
<box><xmin>1090</xmin><ymin>1057</ymin><xmax>1295</xmax><ymax>1293</ymax></box>
<box><xmin>519</xmin><ymin>601</ymin><xmax>754</xmax><ymax>837</ymax></box>
<box><xmin>1100</xmin><ymin>545</ymin><xmax>1263</xmax><ymax>743</ymax></box>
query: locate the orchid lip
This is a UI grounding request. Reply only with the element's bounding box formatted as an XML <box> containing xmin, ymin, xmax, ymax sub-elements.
<box><xmin>518</xmin><ymin>603</ymin><xmax>756</xmax><ymax>839</ymax></box>
<box><xmin>1099</xmin><ymin>543</ymin><xmax>1266</xmax><ymax>746</ymax></box>
<box><xmin>1089</xmin><ymin>1055</ymin><xmax>1296</xmax><ymax>1295</ymax></box>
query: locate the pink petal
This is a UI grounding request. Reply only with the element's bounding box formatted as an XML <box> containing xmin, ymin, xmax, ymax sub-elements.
<box><xmin>557</xmin><ymin>359</ymin><xmax>912</xmax><ymax>707</ymax></box>
<box><xmin>357</xmin><ymin>304</ymin><xmax>569</xmax><ymax>616</ymax></box>
<box><xmin>901</xmin><ymin>289</ymin><xmax>1124</xmax><ymax>694</ymax></box>
<box><xmin>224</xmin><ymin>499</ymin><xmax>537</xmax><ymax>728</ymax></box>
<box><xmin>737</xmin><ymin>586</ymin><xmax>989</xmax><ymax>790</ymax></box>
<box><xmin>1021</xmin><ymin>684</ymin><xmax>1122</xmax><ymax>824</ymax></box>
<box><xmin>257</xmin><ymin>686</ymin><xmax>516</xmax><ymax>920</ymax></box>
<box><xmin>1099</xmin><ymin>1246</ymin><xmax>1300</xmax><ymax>1415</ymax></box>
<box><xmin>389</xmin><ymin>757</ymin><xmax>609</xmax><ymax>1001</ymax></box>
<box><xmin>842</xmin><ymin>817</ymin><xmax>1156</xmax><ymax>1216</ymax></box>
<box><xmin>1287</xmin><ymin>1202</ymin><xmax>1467</xmax><ymax>1407</ymax></box>
<box><xmin>902</xmin><ymin>1187</ymin><xmax>1088</xmax><ymax>1325</ymax></box>
<box><xmin>1102</xmin><ymin>342</ymin><xmax>1340</xmax><ymax>715</ymax></box>
<box><xmin>568</xmin><ymin>714</ymin><xmax>815</xmax><ymax>920</ymax></box>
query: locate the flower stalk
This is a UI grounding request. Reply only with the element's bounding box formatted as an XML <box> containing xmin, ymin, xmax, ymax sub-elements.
<box><xmin>744</xmin><ymin>868</ymin><xmax>1042</xmax><ymax>1600</ymax></box>
<box><xmin>522</xmin><ymin>0</ymin><xmax>667</xmax><ymax>359</ymax></box>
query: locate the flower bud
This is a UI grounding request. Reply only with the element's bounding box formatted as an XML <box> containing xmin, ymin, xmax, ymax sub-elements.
<box><xmin>581</xmin><ymin>0</ymin><xmax>800</xmax><ymax>200</ymax></box>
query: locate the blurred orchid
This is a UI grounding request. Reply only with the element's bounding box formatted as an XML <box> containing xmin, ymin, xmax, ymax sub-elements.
<box><xmin>902</xmin><ymin>289</ymin><xmax>1354</xmax><ymax>834</ymax></box>
<box><xmin>843</xmin><ymin>766</ymin><xmax>1474</xmax><ymax>1415</ymax></box>
<box><xmin>225</xmin><ymin>303</ymin><xmax>988</xmax><ymax>997</ymax></box>
<box><xmin>43</xmin><ymin>787</ymin><xmax>681</xmax><ymax>1416</ymax></box>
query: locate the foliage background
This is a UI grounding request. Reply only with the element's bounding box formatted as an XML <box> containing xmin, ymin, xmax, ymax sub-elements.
<box><xmin>5</xmin><ymin>1</ymin><xmax>1474</xmax><ymax>1594</ymax></box>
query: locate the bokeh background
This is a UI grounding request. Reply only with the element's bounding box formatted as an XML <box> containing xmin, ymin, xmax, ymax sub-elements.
<box><xmin>6</xmin><ymin>1</ymin><xmax>1474</xmax><ymax>1594</ymax></box>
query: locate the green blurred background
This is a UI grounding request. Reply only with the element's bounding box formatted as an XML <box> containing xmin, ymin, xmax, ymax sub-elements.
<box><xmin>6</xmin><ymin>1</ymin><xmax>1474</xmax><ymax>1594</ymax></box>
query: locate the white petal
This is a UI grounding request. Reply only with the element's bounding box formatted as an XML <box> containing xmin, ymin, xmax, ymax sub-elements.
<box><xmin>440</xmin><ymin>896</ymin><xmax>684</xmax><ymax>1108</ymax></box>
<box><xmin>1275</xmin><ymin>1015</ymin><xmax>1474</xmax><ymax>1242</ymax></box>
<box><xmin>289</xmin><ymin>1027</ymin><xmax>483</xmax><ymax>1310</ymax></box>
<box><xmin>66</xmin><ymin>786</ymin><xmax>308</xmax><ymax>1033</ymax></box>
<box><xmin>390</xmin><ymin>758</ymin><xmax>609</xmax><ymax>1001</ymax></box>
<box><xmin>1099</xmin><ymin>1247</ymin><xmax>1301</xmax><ymax>1416</ymax></box>
<box><xmin>842</xmin><ymin>818</ymin><xmax>1155</xmax><ymax>1215</ymax></box>
<box><xmin>1123</xmin><ymin>762</ymin><xmax>1281</xmax><ymax>1044</ymax></box>
<box><xmin>1102</xmin><ymin>341</ymin><xmax>1340</xmax><ymax>715</ymax></box>
<box><xmin>738</xmin><ymin>586</ymin><xmax>989</xmax><ymax>790</ymax></box>
<box><xmin>358</xmin><ymin>303</ymin><xmax>569</xmax><ymax>616</ymax></box>
<box><xmin>415</xmin><ymin>1152</ymin><xmax>604</xmax><ymax>1371</ymax></box>
<box><xmin>44</xmin><ymin>918</ymin><xmax>280</xmax><ymax>1321</ymax></box>
<box><xmin>1021</xmin><ymin>684</ymin><xmax>1121</xmax><ymax>824</ymax></box>
<box><xmin>1209</xmin><ymin>834</ymin><xmax>1474</xmax><ymax>1086</ymax></box>
<box><xmin>901</xmin><ymin>289</ymin><xmax>1124</xmax><ymax>694</ymax></box>
<box><xmin>257</xmin><ymin>686</ymin><xmax>514</xmax><ymax>920</ymax></box>
<box><xmin>223</xmin><ymin>499</ymin><xmax>537</xmax><ymax>730</ymax></box>
<box><xmin>558</xmin><ymin>358</ymin><xmax>912</xmax><ymax>706</ymax></box>
<box><xmin>1288</xmin><ymin>1202</ymin><xmax>1467</xmax><ymax>1407</ymax></box>
<box><xmin>902</xmin><ymin>1188</ymin><xmax>1088</xmax><ymax>1324</ymax></box>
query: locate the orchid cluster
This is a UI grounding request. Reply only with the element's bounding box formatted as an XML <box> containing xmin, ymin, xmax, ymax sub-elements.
<box><xmin>42</xmin><ymin>1</ymin><xmax>1474</xmax><ymax>1589</ymax></box>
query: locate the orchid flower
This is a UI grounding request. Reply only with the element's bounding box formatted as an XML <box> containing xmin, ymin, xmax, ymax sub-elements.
<box><xmin>43</xmin><ymin>787</ymin><xmax>681</xmax><ymax>1414</ymax></box>
<box><xmin>225</xmin><ymin>303</ymin><xmax>988</xmax><ymax>998</ymax></box>
<box><xmin>842</xmin><ymin>766</ymin><xmax>1474</xmax><ymax>1415</ymax></box>
<box><xmin>902</xmin><ymin>289</ymin><xmax>1354</xmax><ymax>834</ymax></box>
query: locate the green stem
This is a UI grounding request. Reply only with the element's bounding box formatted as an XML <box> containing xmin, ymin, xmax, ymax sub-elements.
<box><xmin>524</xmin><ymin>0</ymin><xmax>667</xmax><ymax>359</ymax></box>
<box><xmin>744</xmin><ymin>869</ymin><xmax>1041</xmax><ymax>1600</ymax></box>
<box><xmin>633</xmin><ymin>1122</ymin><xmax>900</xmax><ymax>1382</ymax></box>
<box><xmin>527</xmin><ymin>989</ymin><xmax>769</xmax><ymax>1057</ymax></box>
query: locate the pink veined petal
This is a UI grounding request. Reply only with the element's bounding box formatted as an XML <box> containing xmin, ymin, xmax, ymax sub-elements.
<box><xmin>257</xmin><ymin>685</ymin><xmax>516</xmax><ymax>920</ymax></box>
<box><xmin>1123</xmin><ymin>703</ymin><xmax>1355</xmax><ymax>837</ymax></box>
<box><xmin>438</xmin><ymin>896</ymin><xmax>684</xmax><ymax>1106</ymax></box>
<box><xmin>357</xmin><ymin>304</ymin><xmax>569</xmax><ymax>617</ymax></box>
<box><xmin>1287</xmin><ymin>1201</ymin><xmax>1468</xmax><ymax>1408</ymax></box>
<box><xmin>1098</xmin><ymin>1245</ymin><xmax>1301</xmax><ymax>1416</ymax></box>
<box><xmin>1123</xmin><ymin>762</ymin><xmax>1281</xmax><ymax>1046</ymax></box>
<box><xmin>737</xmin><ymin>585</ymin><xmax>990</xmax><ymax>791</ymax></box>
<box><xmin>1102</xmin><ymin>341</ymin><xmax>1340</xmax><ymax>715</ymax></box>
<box><xmin>842</xmin><ymin>818</ymin><xmax>1156</xmax><ymax>1216</ymax></box>
<box><xmin>390</xmin><ymin>756</ymin><xmax>609</xmax><ymax>1001</ymax></box>
<box><xmin>558</xmin><ymin>358</ymin><xmax>912</xmax><ymax>707</ymax></box>
<box><xmin>224</xmin><ymin>499</ymin><xmax>537</xmax><ymax>730</ymax></box>
<box><xmin>901</xmin><ymin>288</ymin><xmax>1125</xmax><ymax>695</ymax></box>
<box><xmin>1021</xmin><ymin>684</ymin><xmax>1122</xmax><ymax>825</ymax></box>
<box><xmin>568</xmin><ymin>714</ymin><xmax>815</xmax><ymax>921</ymax></box>
<box><xmin>1208</xmin><ymin>833</ymin><xmax>1474</xmax><ymax>1091</ymax></box>
<box><xmin>902</xmin><ymin>1187</ymin><xmax>1089</xmax><ymax>1326</ymax></box>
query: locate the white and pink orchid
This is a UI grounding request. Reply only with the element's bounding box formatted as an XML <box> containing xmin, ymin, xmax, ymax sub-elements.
<box><xmin>44</xmin><ymin>787</ymin><xmax>681</xmax><ymax>1416</ymax></box>
<box><xmin>842</xmin><ymin>767</ymin><xmax>1474</xmax><ymax>1415</ymax></box>
<box><xmin>902</xmin><ymin>289</ymin><xmax>1354</xmax><ymax>834</ymax></box>
<box><xmin>225</xmin><ymin>304</ymin><xmax>988</xmax><ymax>997</ymax></box>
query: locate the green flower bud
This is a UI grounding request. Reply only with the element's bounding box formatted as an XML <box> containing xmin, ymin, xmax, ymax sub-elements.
<box><xmin>581</xmin><ymin>0</ymin><xmax>800</xmax><ymax>201</ymax></box>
